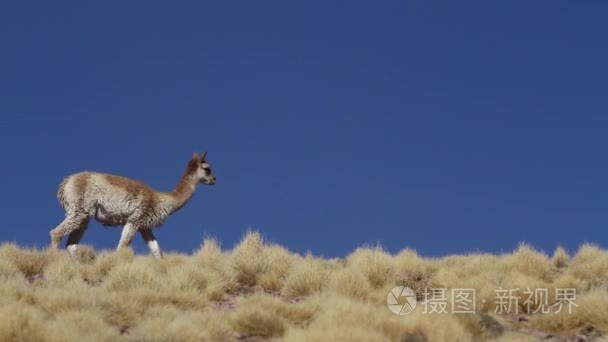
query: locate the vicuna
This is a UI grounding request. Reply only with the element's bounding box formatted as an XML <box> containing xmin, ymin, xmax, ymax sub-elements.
<box><xmin>50</xmin><ymin>152</ymin><xmax>216</xmax><ymax>259</ymax></box>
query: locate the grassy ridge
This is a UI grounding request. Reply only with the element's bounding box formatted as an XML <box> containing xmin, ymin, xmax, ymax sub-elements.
<box><xmin>0</xmin><ymin>232</ymin><xmax>607</xmax><ymax>341</ymax></box>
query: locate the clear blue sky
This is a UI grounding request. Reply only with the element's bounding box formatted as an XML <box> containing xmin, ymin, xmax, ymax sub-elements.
<box><xmin>1</xmin><ymin>1</ymin><xmax>607</xmax><ymax>257</ymax></box>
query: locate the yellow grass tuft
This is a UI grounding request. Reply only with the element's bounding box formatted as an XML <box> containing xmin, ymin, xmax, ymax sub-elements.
<box><xmin>0</xmin><ymin>237</ymin><xmax>606</xmax><ymax>340</ymax></box>
<box><xmin>552</xmin><ymin>246</ymin><xmax>570</xmax><ymax>269</ymax></box>
<box><xmin>0</xmin><ymin>258</ymin><xmax>20</xmax><ymax>280</ymax></box>
<box><xmin>394</xmin><ymin>248</ymin><xmax>439</xmax><ymax>300</ymax></box>
<box><xmin>0</xmin><ymin>243</ymin><xmax>52</xmax><ymax>277</ymax></box>
<box><xmin>502</xmin><ymin>243</ymin><xmax>556</xmax><ymax>282</ymax></box>
<box><xmin>346</xmin><ymin>245</ymin><xmax>395</xmax><ymax>288</ymax></box>
<box><xmin>103</xmin><ymin>261</ymin><xmax>164</xmax><ymax>292</ymax></box>
<box><xmin>231</xmin><ymin>231</ymin><xmax>271</xmax><ymax>286</ymax></box>
<box><xmin>529</xmin><ymin>288</ymin><xmax>608</xmax><ymax>336</ymax></box>
<box><xmin>230</xmin><ymin>294</ymin><xmax>318</xmax><ymax>339</ymax></box>
<box><xmin>230</xmin><ymin>298</ymin><xmax>287</xmax><ymax>338</ymax></box>
<box><xmin>257</xmin><ymin>244</ymin><xmax>295</xmax><ymax>291</ymax></box>
<box><xmin>45</xmin><ymin>309</ymin><xmax>119</xmax><ymax>342</ymax></box>
<box><xmin>283</xmin><ymin>256</ymin><xmax>331</xmax><ymax>297</ymax></box>
<box><xmin>131</xmin><ymin>309</ymin><xmax>232</xmax><ymax>342</ymax></box>
<box><xmin>0</xmin><ymin>303</ymin><xmax>50</xmax><ymax>342</ymax></box>
<box><xmin>329</xmin><ymin>268</ymin><xmax>373</xmax><ymax>300</ymax></box>
<box><xmin>569</xmin><ymin>243</ymin><xmax>608</xmax><ymax>289</ymax></box>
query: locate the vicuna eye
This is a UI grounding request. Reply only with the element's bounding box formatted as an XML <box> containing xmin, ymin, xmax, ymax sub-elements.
<box><xmin>203</xmin><ymin>167</ymin><xmax>211</xmax><ymax>173</ymax></box>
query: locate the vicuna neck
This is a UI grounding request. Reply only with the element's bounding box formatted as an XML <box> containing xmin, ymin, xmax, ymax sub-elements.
<box><xmin>166</xmin><ymin>162</ymin><xmax>199</xmax><ymax>214</ymax></box>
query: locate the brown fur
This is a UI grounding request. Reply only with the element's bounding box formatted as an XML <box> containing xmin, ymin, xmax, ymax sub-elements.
<box><xmin>104</xmin><ymin>175</ymin><xmax>158</xmax><ymax>212</ymax></box>
<box><xmin>72</xmin><ymin>174</ymin><xmax>88</xmax><ymax>210</ymax></box>
<box><xmin>57</xmin><ymin>178</ymin><xmax>68</xmax><ymax>209</ymax></box>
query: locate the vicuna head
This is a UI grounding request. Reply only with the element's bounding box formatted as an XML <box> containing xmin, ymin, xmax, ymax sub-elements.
<box><xmin>192</xmin><ymin>151</ymin><xmax>217</xmax><ymax>185</ymax></box>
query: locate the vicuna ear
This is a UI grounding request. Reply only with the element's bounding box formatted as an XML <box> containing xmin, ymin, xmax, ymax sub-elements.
<box><xmin>200</xmin><ymin>151</ymin><xmax>207</xmax><ymax>162</ymax></box>
<box><xmin>192</xmin><ymin>152</ymin><xmax>199</xmax><ymax>160</ymax></box>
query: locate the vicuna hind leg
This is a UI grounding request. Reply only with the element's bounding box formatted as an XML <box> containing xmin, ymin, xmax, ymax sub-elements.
<box><xmin>50</xmin><ymin>213</ymin><xmax>88</xmax><ymax>249</ymax></box>
<box><xmin>140</xmin><ymin>229</ymin><xmax>163</xmax><ymax>259</ymax></box>
<box><xmin>65</xmin><ymin>220</ymin><xmax>89</xmax><ymax>258</ymax></box>
<box><xmin>116</xmin><ymin>222</ymin><xmax>138</xmax><ymax>250</ymax></box>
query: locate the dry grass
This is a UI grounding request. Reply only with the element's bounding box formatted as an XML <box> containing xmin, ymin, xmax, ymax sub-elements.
<box><xmin>0</xmin><ymin>233</ymin><xmax>606</xmax><ymax>341</ymax></box>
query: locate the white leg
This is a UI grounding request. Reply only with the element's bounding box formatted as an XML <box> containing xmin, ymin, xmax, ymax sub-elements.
<box><xmin>140</xmin><ymin>230</ymin><xmax>163</xmax><ymax>259</ymax></box>
<box><xmin>66</xmin><ymin>225</ymin><xmax>88</xmax><ymax>259</ymax></box>
<box><xmin>67</xmin><ymin>244</ymin><xmax>78</xmax><ymax>258</ymax></box>
<box><xmin>117</xmin><ymin>223</ymin><xmax>138</xmax><ymax>250</ymax></box>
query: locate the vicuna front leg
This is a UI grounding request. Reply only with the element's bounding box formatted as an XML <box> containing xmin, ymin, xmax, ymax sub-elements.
<box><xmin>66</xmin><ymin>224</ymin><xmax>89</xmax><ymax>258</ymax></box>
<box><xmin>117</xmin><ymin>222</ymin><xmax>138</xmax><ymax>250</ymax></box>
<box><xmin>50</xmin><ymin>213</ymin><xmax>89</xmax><ymax>250</ymax></box>
<box><xmin>140</xmin><ymin>229</ymin><xmax>163</xmax><ymax>259</ymax></box>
